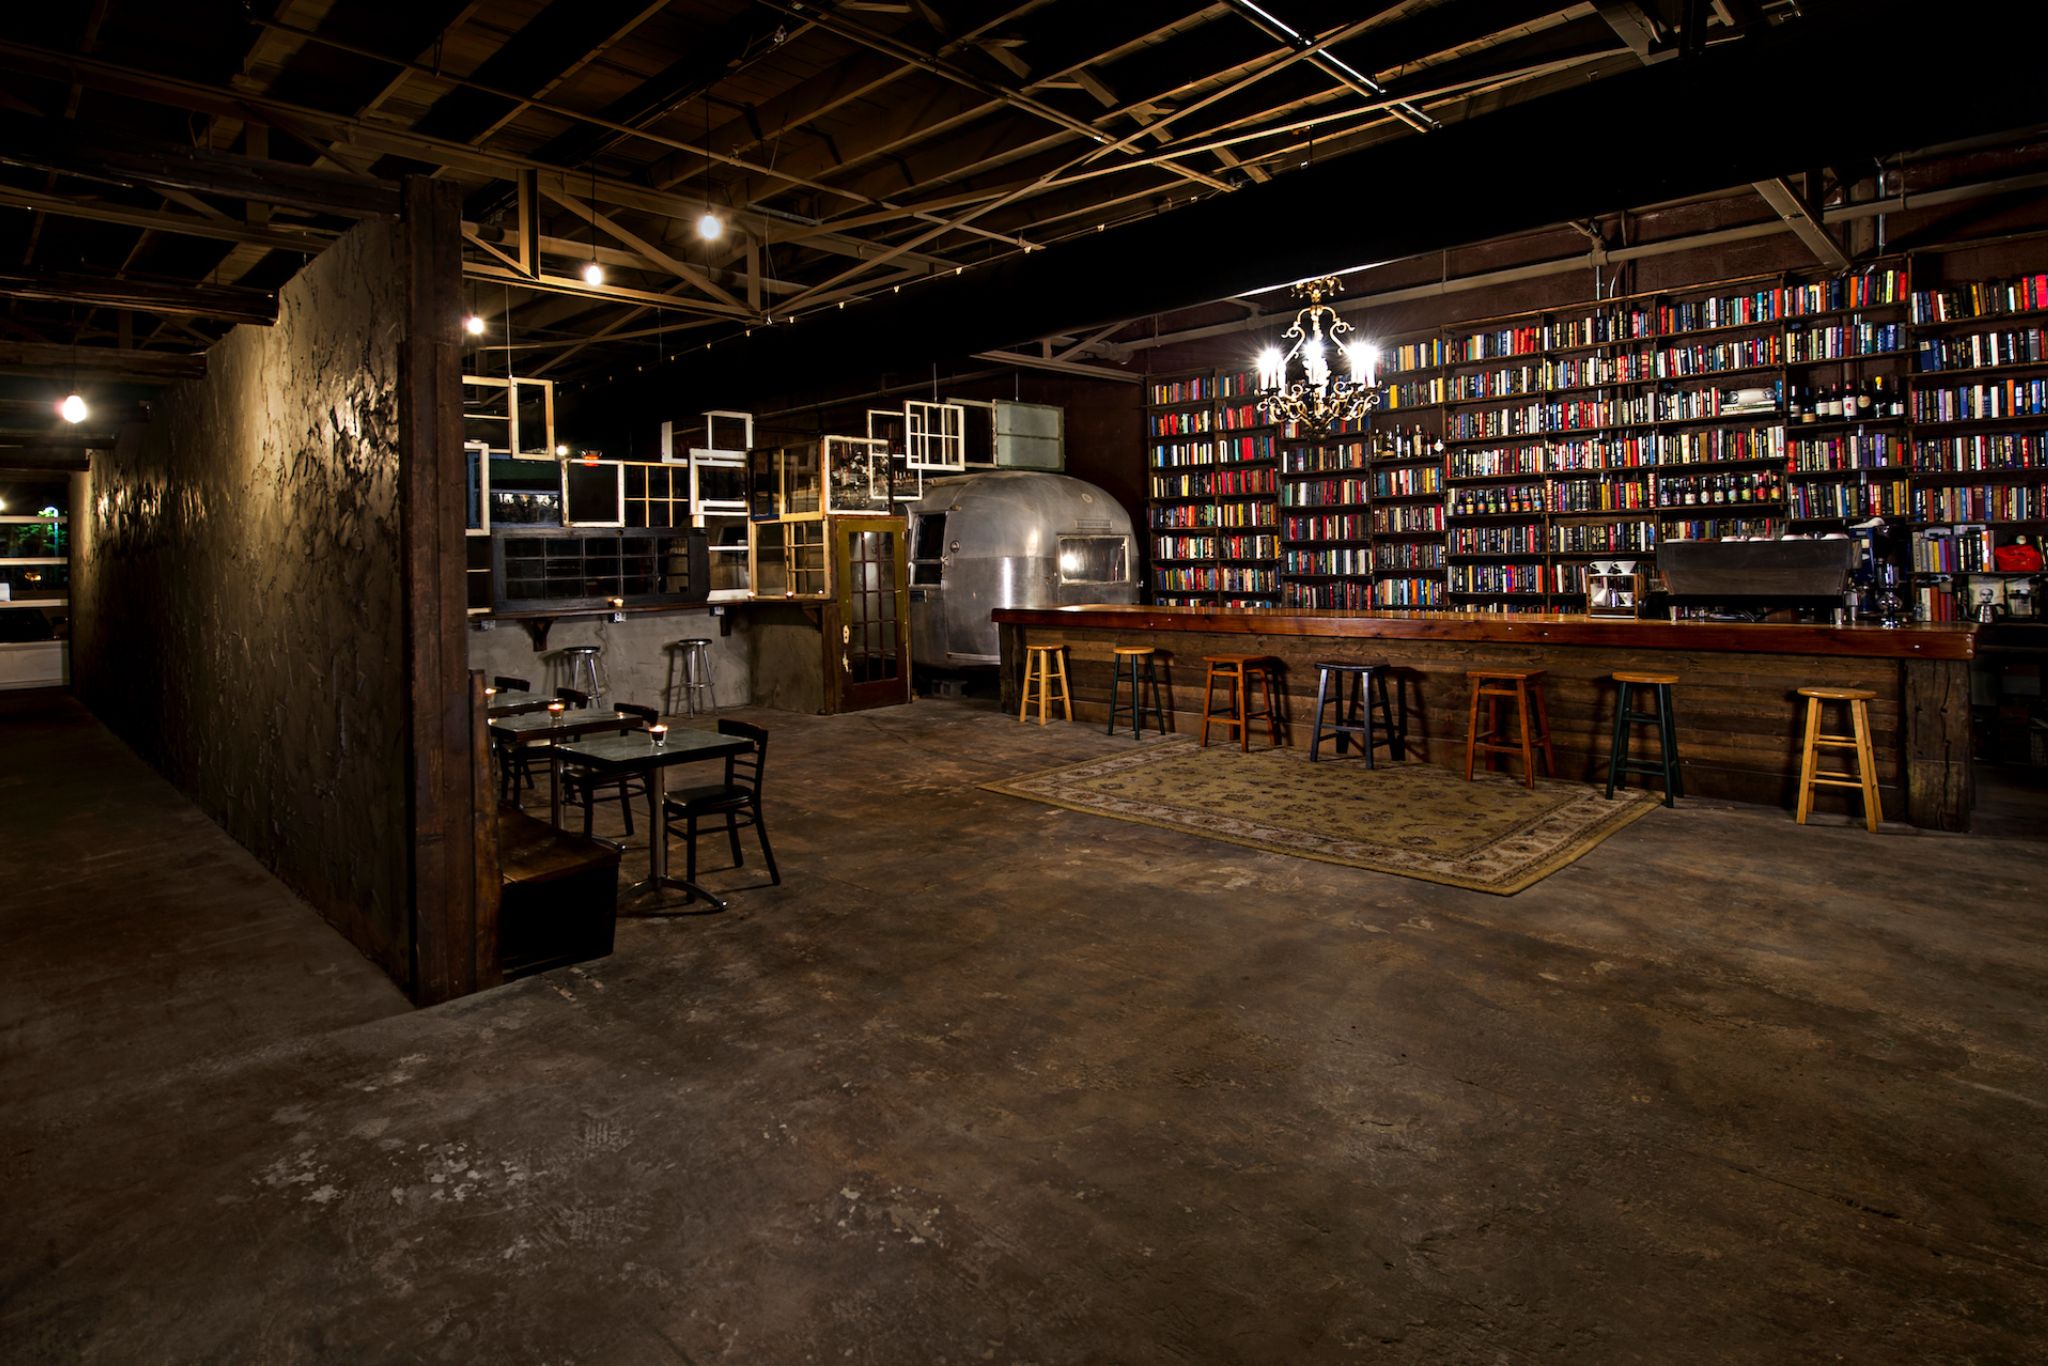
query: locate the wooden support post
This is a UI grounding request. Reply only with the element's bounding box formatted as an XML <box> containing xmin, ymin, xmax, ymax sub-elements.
<box><xmin>997</xmin><ymin>621</ymin><xmax>1022</xmax><ymax>715</ymax></box>
<box><xmin>469</xmin><ymin>670</ymin><xmax>503</xmax><ymax>991</ymax></box>
<box><xmin>401</xmin><ymin>175</ymin><xmax>482</xmax><ymax>1004</ymax></box>
<box><xmin>1902</xmin><ymin>657</ymin><xmax>1972</xmax><ymax>833</ymax></box>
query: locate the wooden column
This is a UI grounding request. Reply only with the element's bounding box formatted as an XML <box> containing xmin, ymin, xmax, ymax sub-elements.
<box><xmin>1902</xmin><ymin>657</ymin><xmax>1973</xmax><ymax>833</ymax></box>
<box><xmin>400</xmin><ymin>175</ymin><xmax>484</xmax><ymax>1004</ymax></box>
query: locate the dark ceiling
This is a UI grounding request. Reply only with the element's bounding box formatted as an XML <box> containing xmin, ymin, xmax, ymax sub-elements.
<box><xmin>0</xmin><ymin>0</ymin><xmax>1805</xmax><ymax>408</ymax></box>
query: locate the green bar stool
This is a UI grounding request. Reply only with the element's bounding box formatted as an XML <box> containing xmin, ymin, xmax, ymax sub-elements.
<box><xmin>1605</xmin><ymin>670</ymin><xmax>1683</xmax><ymax>806</ymax></box>
<box><xmin>1106</xmin><ymin>645</ymin><xmax>1170</xmax><ymax>739</ymax></box>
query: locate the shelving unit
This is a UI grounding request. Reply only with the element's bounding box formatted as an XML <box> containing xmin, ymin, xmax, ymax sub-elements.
<box><xmin>1140</xmin><ymin>258</ymin><xmax>2048</xmax><ymax>618</ymax></box>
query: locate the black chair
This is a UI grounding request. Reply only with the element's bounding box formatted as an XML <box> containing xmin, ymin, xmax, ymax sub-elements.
<box><xmin>493</xmin><ymin>676</ymin><xmax>536</xmax><ymax>803</ymax></box>
<box><xmin>662</xmin><ymin>719</ymin><xmax>780</xmax><ymax>890</ymax></box>
<box><xmin>556</xmin><ymin>686</ymin><xmax>590</xmax><ymax>708</ymax></box>
<box><xmin>561</xmin><ymin>703</ymin><xmax>656</xmax><ymax>835</ymax></box>
<box><xmin>502</xmin><ymin>686</ymin><xmax>592</xmax><ymax>805</ymax></box>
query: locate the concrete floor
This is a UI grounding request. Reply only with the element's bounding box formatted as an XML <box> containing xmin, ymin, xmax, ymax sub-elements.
<box><xmin>4</xmin><ymin>690</ymin><xmax>2047</xmax><ymax>1364</ymax></box>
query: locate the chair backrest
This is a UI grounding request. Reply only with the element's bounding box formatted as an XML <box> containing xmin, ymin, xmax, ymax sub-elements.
<box><xmin>556</xmin><ymin>686</ymin><xmax>590</xmax><ymax>708</ymax></box>
<box><xmin>494</xmin><ymin>675</ymin><xmax>531</xmax><ymax>691</ymax></box>
<box><xmin>616</xmin><ymin>702</ymin><xmax>659</xmax><ymax>728</ymax></box>
<box><xmin>716</xmin><ymin>718</ymin><xmax>768</xmax><ymax>795</ymax></box>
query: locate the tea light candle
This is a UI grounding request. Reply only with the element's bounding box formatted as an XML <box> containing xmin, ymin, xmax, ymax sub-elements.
<box><xmin>484</xmin><ymin>686</ymin><xmax>498</xmax><ymax>698</ymax></box>
<box><xmin>547</xmin><ymin>700</ymin><xmax>566</xmax><ymax>722</ymax></box>
<box><xmin>648</xmin><ymin>723</ymin><xmax>669</xmax><ymax>746</ymax></box>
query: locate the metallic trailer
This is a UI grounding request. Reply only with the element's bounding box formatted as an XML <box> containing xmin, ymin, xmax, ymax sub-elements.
<box><xmin>908</xmin><ymin>470</ymin><xmax>1138</xmax><ymax>668</ymax></box>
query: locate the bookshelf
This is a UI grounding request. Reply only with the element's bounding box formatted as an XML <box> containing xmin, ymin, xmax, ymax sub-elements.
<box><xmin>1141</xmin><ymin>259</ymin><xmax>2048</xmax><ymax>618</ymax></box>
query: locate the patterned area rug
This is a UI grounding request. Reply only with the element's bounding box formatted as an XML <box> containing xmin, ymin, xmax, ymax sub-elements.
<box><xmin>984</xmin><ymin>740</ymin><xmax>1660</xmax><ymax>895</ymax></box>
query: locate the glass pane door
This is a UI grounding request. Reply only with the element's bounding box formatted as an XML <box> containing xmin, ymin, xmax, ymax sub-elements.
<box><xmin>834</xmin><ymin>519</ymin><xmax>910</xmax><ymax>710</ymax></box>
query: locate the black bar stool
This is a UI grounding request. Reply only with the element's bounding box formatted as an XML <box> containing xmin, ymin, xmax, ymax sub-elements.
<box><xmin>1605</xmin><ymin>671</ymin><xmax>1683</xmax><ymax>806</ymax></box>
<box><xmin>1309</xmin><ymin>661</ymin><xmax>1403</xmax><ymax>767</ymax></box>
<box><xmin>1106</xmin><ymin>645</ymin><xmax>1170</xmax><ymax>739</ymax></box>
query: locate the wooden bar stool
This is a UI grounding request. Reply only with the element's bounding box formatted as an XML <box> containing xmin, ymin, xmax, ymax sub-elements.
<box><xmin>1018</xmin><ymin>643</ymin><xmax>1072</xmax><ymax>725</ymax></box>
<box><xmin>1795</xmin><ymin>686</ymin><xmax>1882</xmax><ymax>831</ymax></box>
<box><xmin>1606</xmin><ymin>671</ymin><xmax>1683</xmax><ymax>806</ymax></box>
<box><xmin>1200</xmin><ymin>654</ymin><xmax>1279</xmax><ymax>750</ymax></box>
<box><xmin>1309</xmin><ymin>661</ymin><xmax>1403</xmax><ymax>767</ymax></box>
<box><xmin>1464</xmin><ymin>669</ymin><xmax>1555</xmax><ymax>788</ymax></box>
<box><xmin>1106</xmin><ymin>645</ymin><xmax>1170</xmax><ymax>739</ymax></box>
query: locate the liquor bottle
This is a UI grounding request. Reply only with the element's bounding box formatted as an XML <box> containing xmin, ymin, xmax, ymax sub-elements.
<box><xmin>1819</xmin><ymin>384</ymin><xmax>1841</xmax><ymax>420</ymax></box>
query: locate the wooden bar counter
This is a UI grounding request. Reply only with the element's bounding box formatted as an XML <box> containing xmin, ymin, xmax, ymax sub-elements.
<box><xmin>993</xmin><ymin>605</ymin><xmax>1978</xmax><ymax>831</ymax></box>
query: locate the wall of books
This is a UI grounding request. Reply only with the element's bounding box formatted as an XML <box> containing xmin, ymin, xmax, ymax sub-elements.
<box><xmin>1142</xmin><ymin>258</ymin><xmax>2048</xmax><ymax>615</ymax></box>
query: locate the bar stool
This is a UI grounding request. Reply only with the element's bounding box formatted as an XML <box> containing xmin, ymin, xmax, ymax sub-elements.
<box><xmin>555</xmin><ymin>645</ymin><xmax>607</xmax><ymax>708</ymax></box>
<box><xmin>1309</xmin><ymin>661</ymin><xmax>1403</xmax><ymax>767</ymax></box>
<box><xmin>666</xmin><ymin>637</ymin><xmax>716</xmax><ymax>716</ymax></box>
<box><xmin>1019</xmin><ymin>643</ymin><xmax>1072</xmax><ymax>725</ymax></box>
<box><xmin>1794</xmin><ymin>686</ymin><xmax>1882</xmax><ymax>831</ymax></box>
<box><xmin>1106</xmin><ymin>645</ymin><xmax>1170</xmax><ymax>739</ymax></box>
<box><xmin>1200</xmin><ymin>654</ymin><xmax>1279</xmax><ymax>751</ymax></box>
<box><xmin>1606</xmin><ymin>671</ymin><xmax>1683</xmax><ymax>806</ymax></box>
<box><xmin>1464</xmin><ymin>669</ymin><xmax>1555</xmax><ymax>788</ymax></box>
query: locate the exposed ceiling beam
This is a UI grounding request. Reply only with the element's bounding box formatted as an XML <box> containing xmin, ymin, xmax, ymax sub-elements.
<box><xmin>0</xmin><ymin>342</ymin><xmax>205</xmax><ymax>384</ymax></box>
<box><xmin>1752</xmin><ymin>175</ymin><xmax>1850</xmax><ymax>270</ymax></box>
<box><xmin>0</xmin><ymin>274</ymin><xmax>275</xmax><ymax>326</ymax></box>
<box><xmin>0</xmin><ymin>185</ymin><xmax>333</xmax><ymax>255</ymax></box>
<box><xmin>969</xmin><ymin>349</ymin><xmax>1140</xmax><ymax>382</ymax></box>
<box><xmin>0</xmin><ymin>113</ymin><xmax>399</xmax><ymax>220</ymax></box>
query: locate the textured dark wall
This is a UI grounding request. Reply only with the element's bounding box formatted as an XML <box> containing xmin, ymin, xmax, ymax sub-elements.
<box><xmin>71</xmin><ymin>219</ymin><xmax>411</xmax><ymax>980</ymax></box>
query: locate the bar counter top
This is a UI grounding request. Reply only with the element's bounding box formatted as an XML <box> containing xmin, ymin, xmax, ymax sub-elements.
<box><xmin>990</xmin><ymin>605</ymin><xmax>1977</xmax><ymax>662</ymax></box>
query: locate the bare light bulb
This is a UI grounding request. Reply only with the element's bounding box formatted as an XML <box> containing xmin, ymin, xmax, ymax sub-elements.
<box><xmin>695</xmin><ymin>211</ymin><xmax>724</xmax><ymax>241</ymax></box>
<box><xmin>581</xmin><ymin>260</ymin><xmax>605</xmax><ymax>286</ymax></box>
<box><xmin>464</xmin><ymin>313</ymin><xmax>486</xmax><ymax>336</ymax></box>
<box><xmin>58</xmin><ymin>393</ymin><xmax>88</xmax><ymax>424</ymax></box>
<box><xmin>555</xmin><ymin>444</ymin><xmax>570</xmax><ymax>457</ymax></box>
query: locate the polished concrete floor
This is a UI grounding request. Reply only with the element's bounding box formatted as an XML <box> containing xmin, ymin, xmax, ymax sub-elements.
<box><xmin>5</xmin><ymin>689</ymin><xmax>2047</xmax><ymax>1364</ymax></box>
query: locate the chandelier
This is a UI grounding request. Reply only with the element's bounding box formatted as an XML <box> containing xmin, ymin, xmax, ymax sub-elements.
<box><xmin>1254</xmin><ymin>275</ymin><xmax>1382</xmax><ymax>432</ymax></box>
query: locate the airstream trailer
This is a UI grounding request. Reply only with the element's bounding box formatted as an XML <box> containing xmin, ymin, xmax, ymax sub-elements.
<box><xmin>908</xmin><ymin>470</ymin><xmax>1138</xmax><ymax>668</ymax></box>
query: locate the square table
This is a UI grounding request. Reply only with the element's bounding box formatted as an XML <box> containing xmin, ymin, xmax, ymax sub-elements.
<box><xmin>485</xmin><ymin>689</ymin><xmax>555</xmax><ymax>718</ymax></box>
<box><xmin>488</xmin><ymin>709</ymin><xmax>640</xmax><ymax>820</ymax></box>
<box><xmin>550</xmin><ymin>726</ymin><xmax>754</xmax><ymax>910</ymax></box>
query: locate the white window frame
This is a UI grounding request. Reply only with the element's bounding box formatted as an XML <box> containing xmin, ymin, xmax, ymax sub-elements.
<box><xmin>904</xmin><ymin>399</ymin><xmax>967</xmax><ymax>471</ymax></box>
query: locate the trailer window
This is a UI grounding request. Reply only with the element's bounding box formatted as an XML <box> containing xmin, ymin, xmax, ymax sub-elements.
<box><xmin>1057</xmin><ymin>536</ymin><xmax>1128</xmax><ymax>585</ymax></box>
<box><xmin>911</xmin><ymin>512</ymin><xmax>947</xmax><ymax>586</ymax></box>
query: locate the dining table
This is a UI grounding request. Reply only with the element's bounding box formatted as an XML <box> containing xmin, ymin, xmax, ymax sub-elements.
<box><xmin>484</xmin><ymin>689</ymin><xmax>556</xmax><ymax>718</ymax></box>
<box><xmin>549</xmin><ymin>726</ymin><xmax>754</xmax><ymax>910</ymax></box>
<box><xmin>488</xmin><ymin>708</ymin><xmax>641</xmax><ymax>820</ymax></box>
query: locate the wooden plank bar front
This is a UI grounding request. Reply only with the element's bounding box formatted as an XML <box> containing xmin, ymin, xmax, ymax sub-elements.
<box><xmin>993</xmin><ymin>606</ymin><xmax>1977</xmax><ymax>832</ymax></box>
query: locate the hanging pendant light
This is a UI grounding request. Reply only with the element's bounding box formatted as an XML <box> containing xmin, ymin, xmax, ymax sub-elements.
<box><xmin>1254</xmin><ymin>276</ymin><xmax>1382</xmax><ymax>432</ymax></box>
<box><xmin>582</xmin><ymin>164</ymin><xmax>605</xmax><ymax>286</ymax></box>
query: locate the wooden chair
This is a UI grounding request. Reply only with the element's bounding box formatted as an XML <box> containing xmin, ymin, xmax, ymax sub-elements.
<box><xmin>494</xmin><ymin>676</ymin><xmax>537</xmax><ymax>802</ymax></box>
<box><xmin>1794</xmin><ymin>686</ymin><xmax>1882</xmax><ymax>831</ymax></box>
<box><xmin>663</xmin><ymin>719</ymin><xmax>780</xmax><ymax>889</ymax></box>
<box><xmin>1605</xmin><ymin>671</ymin><xmax>1683</xmax><ymax>806</ymax></box>
<box><xmin>1464</xmin><ymin>669</ymin><xmax>1555</xmax><ymax>788</ymax></box>
<box><xmin>1019</xmin><ymin>643</ymin><xmax>1072</xmax><ymax>724</ymax></box>
<box><xmin>560</xmin><ymin>703</ymin><xmax>657</xmax><ymax>835</ymax></box>
<box><xmin>1200</xmin><ymin>654</ymin><xmax>1279</xmax><ymax>750</ymax></box>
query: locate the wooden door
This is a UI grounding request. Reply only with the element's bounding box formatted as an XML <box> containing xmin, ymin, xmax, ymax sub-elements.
<box><xmin>832</xmin><ymin>517</ymin><xmax>912</xmax><ymax>711</ymax></box>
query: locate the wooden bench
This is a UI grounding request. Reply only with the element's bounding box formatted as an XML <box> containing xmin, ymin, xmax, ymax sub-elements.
<box><xmin>495</xmin><ymin>807</ymin><xmax>623</xmax><ymax>980</ymax></box>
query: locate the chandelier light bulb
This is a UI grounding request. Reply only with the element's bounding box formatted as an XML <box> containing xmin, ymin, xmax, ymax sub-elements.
<box><xmin>464</xmin><ymin>313</ymin><xmax>486</xmax><ymax>336</ymax></box>
<box><xmin>582</xmin><ymin>260</ymin><xmax>605</xmax><ymax>286</ymax></box>
<box><xmin>695</xmin><ymin>211</ymin><xmax>724</xmax><ymax>241</ymax></box>
<box><xmin>58</xmin><ymin>393</ymin><xmax>88</xmax><ymax>424</ymax></box>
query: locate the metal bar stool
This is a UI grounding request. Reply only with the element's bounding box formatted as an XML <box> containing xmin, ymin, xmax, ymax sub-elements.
<box><xmin>555</xmin><ymin>645</ymin><xmax>607</xmax><ymax>709</ymax></box>
<box><xmin>1795</xmin><ymin>686</ymin><xmax>1882</xmax><ymax>830</ymax></box>
<box><xmin>1309</xmin><ymin>661</ymin><xmax>1403</xmax><ymax>766</ymax></box>
<box><xmin>1463</xmin><ymin>668</ymin><xmax>1555</xmax><ymax>788</ymax></box>
<box><xmin>1606</xmin><ymin>671</ymin><xmax>1683</xmax><ymax>806</ymax></box>
<box><xmin>666</xmin><ymin>637</ymin><xmax>716</xmax><ymax>716</ymax></box>
<box><xmin>1019</xmin><ymin>643</ymin><xmax>1072</xmax><ymax>725</ymax></box>
<box><xmin>1200</xmin><ymin>654</ymin><xmax>1279</xmax><ymax>750</ymax></box>
<box><xmin>1106</xmin><ymin>645</ymin><xmax>1169</xmax><ymax>739</ymax></box>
